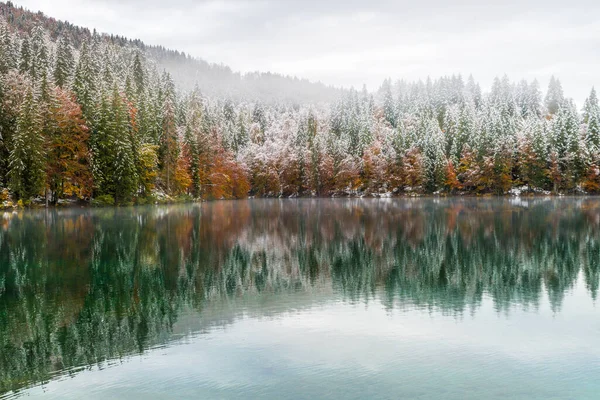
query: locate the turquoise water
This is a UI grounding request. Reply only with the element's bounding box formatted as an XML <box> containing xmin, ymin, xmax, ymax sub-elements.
<box><xmin>1</xmin><ymin>198</ymin><xmax>599</xmax><ymax>399</ymax></box>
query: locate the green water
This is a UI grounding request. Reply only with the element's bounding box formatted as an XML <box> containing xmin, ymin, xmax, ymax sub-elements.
<box><xmin>1</xmin><ymin>198</ymin><xmax>599</xmax><ymax>399</ymax></box>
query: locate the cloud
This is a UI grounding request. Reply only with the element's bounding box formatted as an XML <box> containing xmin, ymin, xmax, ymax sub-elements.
<box><xmin>14</xmin><ymin>0</ymin><xmax>600</xmax><ymax>104</ymax></box>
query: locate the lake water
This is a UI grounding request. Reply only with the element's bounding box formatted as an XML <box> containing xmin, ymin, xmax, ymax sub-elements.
<box><xmin>1</xmin><ymin>198</ymin><xmax>599</xmax><ymax>399</ymax></box>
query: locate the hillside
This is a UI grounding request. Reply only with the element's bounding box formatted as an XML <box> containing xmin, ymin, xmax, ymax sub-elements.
<box><xmin>0</xmin><ymin>1</ymin><xmax>344</xmax><ymax>104</ymax></box>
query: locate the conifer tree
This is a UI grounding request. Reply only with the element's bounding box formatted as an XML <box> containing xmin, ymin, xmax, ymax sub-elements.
<box><xmin>8</xmin><ymin>87</ymin><xmax>45</xmax><ymax>199</ymax></box>
<box><xmin>89</xmin><ymin>88</ymin><xmax>114</xmax><ymax>196</ymax></box>
<box><xmin>0</xmin><ymin>73</ymin><xmax>7</xmax><ymax>186</ymax></box>
<box><xmin>73</xmin><ymin>40</ymin><xmax>98</xmax><ymax>120</ymax></box>
<box><xmin>19</xmin><ymin>37</ymin><xmax>31</xmax><ymax>75</ymax></box>
<box><xmin>111</xmin><ymin>85</ymin><xmax>138</xmax><ymax>203</ymax></box>
<box><xmin>419</xmin><ymin>116</ymin><xmax>445</xmax><ymax>192</ymax></box>
<box><xmin>30</xmin><ymin>25</ymin><xmax>49</xmax><ymax>81</ymax></box>
<box><xmin>382</xmin><ymin>78</ymin><xmax>396</xmax><ymax>128</ymax></box>
<box><xmin>583</xmin><ymin>88</ymin><xmax>600</xmax><ymax>163</ymax></box>
<box><xmin>132</xmin><ymin>51</ymin><xmax>145</xmax><ymax>96</ymax></box>
<box><xmin>545</xmin><ymin>76</ymin><xmax>564</xmax><ymax>116</ymax></box>
<box><xmin>0</xmin><ymin>22</ymin><xmax>16</xmax><ymax>74</ymax></box>
<box><xmin>582</xmin><ymin>87</ymin><xmax>599</xmax><ymax>124</ymax></box>
<box><xmin>54</xmin><ymin>36</ymin><xmax>74</xmax><ymax>88</ymax></box>
<box><xmin>551</xmin><ymin>100</ymin><xmax>583</xmax><ymax>190</ymax></box>
<box><xmin>160</xmin><ymin>71</ymin><xmax>178</xmax><ymax>194</ymax></box>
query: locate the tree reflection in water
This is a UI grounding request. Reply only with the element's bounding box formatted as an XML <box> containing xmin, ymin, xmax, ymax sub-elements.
<box><xmin>1</xmin><ymin>198</ymin><xmax>599</xmax><ymax>394</ymax></box>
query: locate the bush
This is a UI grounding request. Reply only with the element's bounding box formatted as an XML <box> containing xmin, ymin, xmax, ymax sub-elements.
<box><xmin>175</xmin><ymin>194</ymin><xmax>193</xmax><ymax>203</ymax></box>
<box><xmin>91</xmin><ymin>194</ymin><xmax>115</xmax><ymax>207</ymax></box>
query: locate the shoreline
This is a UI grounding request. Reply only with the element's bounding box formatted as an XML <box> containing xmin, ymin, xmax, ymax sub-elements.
<box><xmin>1</xmin><ymin>191</ymin><xmax>597</xmax><ymax>210</ymax></box>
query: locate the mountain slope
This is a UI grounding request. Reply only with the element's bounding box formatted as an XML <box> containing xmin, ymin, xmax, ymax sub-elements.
<box><xmin>0</xmin><ymin>0</ymin><xmax>344</xmax><ymax>104</ymax></box>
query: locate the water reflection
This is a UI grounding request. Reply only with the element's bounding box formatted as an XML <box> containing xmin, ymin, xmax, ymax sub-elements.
<box><xmin>1</xmin><ymin>198</ymin><xmax>599</xmax><ymax>395</ymax></box>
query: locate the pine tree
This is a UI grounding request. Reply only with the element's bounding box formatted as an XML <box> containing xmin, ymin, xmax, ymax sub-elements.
<box><xmin>419</xmin><ymin>116</ymin><xmax>446</xmax><ymax>192</ymax></box>
<box><xmin>111</xmin><ymin>85</ymin><xmax>138</xmax><ymax>203</ymax></box>
<box><xmin>29</xmin><ymin>25</ymin><xmax>49</xmax><ymax>81</ymax></box>
<box><xmin>182</xmin><ymin>89</ymin><xmax>203</xmax><ymax>197</ymax></box>
<box><xmin>160</xmin><ymin>71</ymin><xmax>178</xmax><ymax>194</ymax></box>
<box><xmin>551</xmin><ymin>100</ymin><xmax>583</xmax><ymax>190</ymax></box>
<box><xmin>582</xmin><ymin>87</ymin><xmax>599</xmax><ymax>124</ymax></box>
<box><xmin>0</xmin><ymin>73</ymin><xmax>7</xmax><ymax>187</ymax></box>
<box><xmin>8</xmin><ymin>87</ymin><xmax>45</xmax><ymax>199</ymax></box>
<box><xmin>518</xmin><ymin>117</ymin><xmax>549</xmax><ymax>189</ymax></box>
<box><xmin>54</xmin><ymin>36</ymin><xmax>74</xmax><ymax>88</ymax></box>
<box><xmin>233</xmin><ymin>112</ymin><xmax>248</xmax><ymax>154</ymax></box>
<box><xmin>132</xmin><ymin>51</ymin><xmax>145</xmax><ymax>96</ymax></box>
<box><xmin>89</xmin><ymin>86</ymin><xmax>138</xmax><ymax>203</ymax></box>
<box><xmin>582</xmin><ymin>88</ymin><xmax>600</xmax><ymax>164</ymax></box>
<box><xmin>0</xmin><ymin>22</ymin><xmax>17</xmax><ymax>74</ymax></box>
<box><xmin>465</xmin><ymin>74</ymin><xmax>482</xmax><ymax>108</ymax></box>
<box><xmin>89</xmin><ymin>88</ymin><xmax>114</xmax><ymax>196</ymax></box>
<box><xmin>73</xmin><ymin>40</ymin><xmax>98</xmax><ymax>120</ymax></box>
<box><xmin>382</xmin><ymin>78</ymin><xmax>396</xmax><ymax>128</ymax></box>
<box><xmin>19</xmin><ymin>37</ymin><xmax>31</xmax><ymax>75</ymax></box>
<box><xmin>526</xmin><ymin>80</ymin><xmax>543</xmax><ymax>118</ymax></box>
<box><xmin>545</xmin><ymin>76</ymin><xmax>564</xmax><ymax>116</ymax></box>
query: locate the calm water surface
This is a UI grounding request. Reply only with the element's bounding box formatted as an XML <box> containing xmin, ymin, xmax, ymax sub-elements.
<box><xmin>1</xmin><ymin>198</ymin><xmax>599</xmax><ymax>399</ymax></box>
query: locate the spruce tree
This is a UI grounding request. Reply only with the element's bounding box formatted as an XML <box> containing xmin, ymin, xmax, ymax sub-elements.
<box><xmin>551</xmin><ymin>100</ymin><xmax>583</xmax><ymax>190</ymax></box>
<box><xmin>160</xmin><ymin>71</ymin><xmax>178</xmax><ymax>194</ymax></box>
<box><xmin>19</xmin><ymin>37</ymin><xmax>31</xmax><ymax>75</ymax></box>
<box><xmin>54</xmin><ymin>36</ymin><xmax>74</xmax><ymax>88</ymax></box>
<box><xmin>30</xmin><ymin>25</ymin><xmax>49</xmax><ymax>81</ymax></box>
<box><xmin>382</xmin><ymin>78</ymin><xmax>396</xmax><ymax>128</ymax></box>
<box><xmin>0</xmin><ymin>23</ymin><xmax>16</xmax><ymax>74</ymax></box>
<box><xmin>582</xmin><ymin>87</ymin><xmax>599</xmax><ymax>124</ymax></box>
<box><xmin>73</xmin><ymin>40</ymin><xmax>98</xmax><ymax>120</ymax></box>
<box><xmin>545</xmin><ymin>76</ymin><xmax>564</xmax><ymax>116</ymax></box>
<box><xmin>0</xmin><ymin>74</ymin><xmax>7</xmax><ymax>187</ymax></box>
<box><xmin>111</xmin><ymin>85</ymin><xmax>138</xmax><ymax>203</ymax></box>
<box><xmin>8</xmin><ymin>87</ymin><xmax>45</xmax><ymax>199</ymax></box>
<box><xmin>583</xmin><ymin>88</ymin><xmax>600</xmax><ymax>159</ymax></box>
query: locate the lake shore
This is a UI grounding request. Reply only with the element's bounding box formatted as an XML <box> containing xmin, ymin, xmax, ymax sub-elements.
<box><xmin>0</xmin><ymin>189</ymin><xmax>595</xmax><ymax>210</ymax></box>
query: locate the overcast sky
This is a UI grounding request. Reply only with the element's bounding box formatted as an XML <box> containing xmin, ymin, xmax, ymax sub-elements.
<box><xmin>15</xmin><ymin>0</ymin><xmax>600</xmax><ymax>104</ymax></box>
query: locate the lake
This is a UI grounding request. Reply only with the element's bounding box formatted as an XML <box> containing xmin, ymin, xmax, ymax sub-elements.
<box><xmin>1</xmin><ymin>198</ymin><xmax>599</xmax><ymax>399</ymax></box>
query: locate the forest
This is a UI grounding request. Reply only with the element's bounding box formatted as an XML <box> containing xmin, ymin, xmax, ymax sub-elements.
<box><xmin>1</xmin><ymin>2</ymin><xmax>600</xmax><ymax>206</ymax></box>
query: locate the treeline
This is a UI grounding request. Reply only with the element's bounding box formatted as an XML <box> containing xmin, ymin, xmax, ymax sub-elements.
<box><xmin>1</xmin><ymin>17</ymin><xmax>600</xmax><ymax>205</ymax></box>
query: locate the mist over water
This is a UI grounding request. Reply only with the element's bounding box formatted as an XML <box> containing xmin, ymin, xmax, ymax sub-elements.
<box><xmin>1</xmin><ymin>198</ymin><xmax>600</xmax><ymax>399</ymax></box>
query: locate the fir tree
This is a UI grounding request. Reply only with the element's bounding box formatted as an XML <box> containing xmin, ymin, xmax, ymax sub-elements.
<box><xmin>0</xmin><ymin>22</ymin><xmax>16</xmax><ymax>74</ymax></box>
<box><xmin>545</xmin><ymin>76</ymin><xmax>564</xmax><ymax>116</ymax></box>
<box><xmin>160</xmin><ymin>71</ymin><xmax>178</xmax><ymax>194</ymax></box>
<box><xmin>551</xmin><ymin>100</ymin><xmax>584</xmax><ymax>190</ymax></box>
<box><xmin>73</xmin><ymin>40</ymin><xmax>98</xmax><ymax>120</ymax></box>
<box><xmin>30</xmin><ymin>25</ymin><xmax>49</xmax><ymax>81</ymax></box>
<box><xmin>54</xmin><ymin>36</ymin><xmax>75</xmax><ymax>88</ymax></box>
<box><xmin>111</xmin><ymin>85</ymin><xmax>138</xmax><ymax>203</ymax></box>
<box><xmin>382</xmin><ymin>78</ymin><xmax>396</xmax><ymax>128</ymax></box>
<box><xmin>19</xmin><ymin>37</ymin><xmax>31</xmax><ymax>75</ymax></box>
<box><xmin>8</xmin><ymin>87</ymin><xmax>45</xmax><ymax>199</ymax></box>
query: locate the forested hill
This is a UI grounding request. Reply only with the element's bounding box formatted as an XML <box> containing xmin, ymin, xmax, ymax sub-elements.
<box><xmin>1</xmin><ymin>1</ymin><xmax>600</xmax><ymax>207</ymax></box>
<box><xmin>0</xmin><ymin>1</ymin><xmax>343</xmax><ymax>104</ymax></box>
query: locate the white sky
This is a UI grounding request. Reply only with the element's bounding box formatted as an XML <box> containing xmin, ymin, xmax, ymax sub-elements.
<box><xmin>14</xmin><ymin>0</ymin><xmax>600</xmax><ymax>104</ymax></box>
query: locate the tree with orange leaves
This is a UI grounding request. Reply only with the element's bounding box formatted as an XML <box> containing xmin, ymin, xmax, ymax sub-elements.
<box><xmin>444</xmin><ymin>159</ymin><xmax>461</xmax><ymax>193</ymax></box>
<box><xmin>45</xmin><ymin>86</ymin><xmax>92</xmax><ymax>202</ymax></box>
<box><xmin>582</xmin><ymin>164</ymin><xmax>600</xmax><ymax>193</ymax></box>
